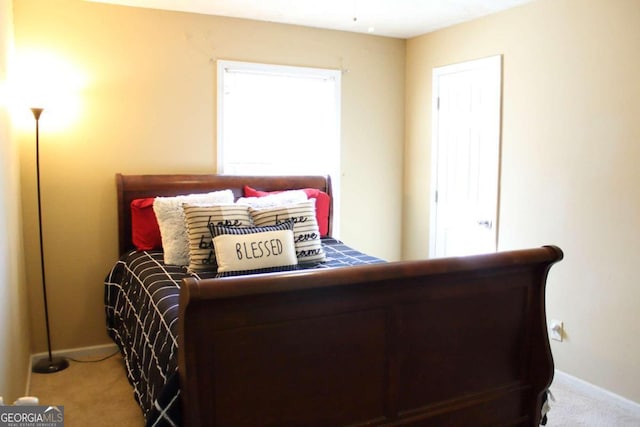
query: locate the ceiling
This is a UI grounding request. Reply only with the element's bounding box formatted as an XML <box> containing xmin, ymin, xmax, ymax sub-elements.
<box><xmin>89</xmin><ymin>0</ymin><xmax>533</xmax><ymax>39</ymax></box>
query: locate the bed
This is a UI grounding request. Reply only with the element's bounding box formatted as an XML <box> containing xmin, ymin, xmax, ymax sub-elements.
<box><xmin>105</xmin><ymin>173</ymin><xmax>563</xmax><ymax>427</ymax></box>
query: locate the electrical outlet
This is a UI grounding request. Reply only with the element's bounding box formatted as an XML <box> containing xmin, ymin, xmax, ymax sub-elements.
<box><xmin>549</xmin><ymin>319</ymin><xmax>563</xmax><ymax>342</ymax></box>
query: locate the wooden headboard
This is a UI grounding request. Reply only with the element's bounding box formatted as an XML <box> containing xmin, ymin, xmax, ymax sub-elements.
<box><xmin>116</xmin><ymin>173</ymin><xmax>333</xmax><ymax>255</ymax></box>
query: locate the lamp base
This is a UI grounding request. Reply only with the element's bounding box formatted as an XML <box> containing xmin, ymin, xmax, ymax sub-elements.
<box><xmin>32</xmin><ymin>356</ymin><xmax>69</xmax><ymax>374</ymax></box>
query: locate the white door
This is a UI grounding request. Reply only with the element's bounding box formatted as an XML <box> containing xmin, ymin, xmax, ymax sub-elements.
<box><xmin>429</xmin><ymin>55</ymin><xmax>502</xmax><ymax>258</ymax></box>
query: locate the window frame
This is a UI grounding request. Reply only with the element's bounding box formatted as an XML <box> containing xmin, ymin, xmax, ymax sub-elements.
<box><xmin>216</xmin><ymin>59</ymin><xmax>342</xmax><ymax>235</ymax></box>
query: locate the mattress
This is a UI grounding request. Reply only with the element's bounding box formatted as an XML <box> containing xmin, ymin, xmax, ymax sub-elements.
<box><xmin>104</xmin><ymin>237</ymin><xmax>385</xmax><ymax>427</ymax></box>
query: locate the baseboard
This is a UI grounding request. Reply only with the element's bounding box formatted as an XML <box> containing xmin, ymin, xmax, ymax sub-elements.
<box><xmin>31</xmin><ymin>343</ymin><xmax>119</xmax><ymax>365</ymax></box>
<box><xmin>553</xmin><ymin>369</ymin><xmax>640</xmax><ymax>416</ymax></box>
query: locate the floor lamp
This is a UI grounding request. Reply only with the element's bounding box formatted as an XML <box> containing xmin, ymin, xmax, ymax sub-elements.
<box><xmin>31</xmin><ymin>107</ymin><xmax>69</xmax><ymax>374</ymax></box>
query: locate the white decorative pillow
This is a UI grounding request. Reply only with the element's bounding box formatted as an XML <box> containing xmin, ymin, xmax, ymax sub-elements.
<box><xmin>183</xmin><ymin>204</ymin><xmax>252</xmax><ymax>272</ymax></box>
<box><xmin>250</xmin><ymin>199</ymin><xmax>326</xmax><ymax>264</ymax></box>
<box><xmin>211</xmin><ymin>221</ymin><xmax>298</xmax><ymax>276</ymax></box>
<box><xmin>236</xmin><ymin>190</ymin><xmax>307</xmax><ymax>209</ymax></box>
<box><xmin>153</xmin><ymin>190</ymin><xmax>234</xmax><ymax>265</ymax></box>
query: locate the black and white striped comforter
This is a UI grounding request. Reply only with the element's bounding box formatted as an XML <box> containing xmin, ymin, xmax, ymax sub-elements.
<box><xmin>104</xmin><ymin>238</ymin><xmax>384</xmax><ymax>427</ymax></box>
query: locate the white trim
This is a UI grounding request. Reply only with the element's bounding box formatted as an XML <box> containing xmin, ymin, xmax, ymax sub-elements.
<box><xmin>27</xmin><ymin>343</ymin><xmax>119</xmax><ymax>394</ymax></box>
<box><xmin>428</xmin><ymin>62</ymin><xmax>440</xmax><ymax>257</ymax></box>
<box><xmin>553</xmin><ymin>369</ymin><xmax>640</xmax><ymax>416</ymax></box>
<box><xmin>30</xmin><ymin>343</ymin><xmax>119</xmax><ymax>366</ymax></box>
<box><xmin>220</xmin><ymin>60</ymin><xmax>339</xmax><ymax>80</ymax></box>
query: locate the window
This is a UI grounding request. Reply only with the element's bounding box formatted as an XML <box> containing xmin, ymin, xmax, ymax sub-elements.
<box><xmin>217</xmin><ymin>60</ymin><xmax>341</xmax><ymax>233</ymax></box>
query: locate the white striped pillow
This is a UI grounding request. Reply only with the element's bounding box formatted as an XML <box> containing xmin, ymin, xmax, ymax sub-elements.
<box><xmin>183</xmin><ymin>204</ymin><xmax>252</xmax><ymax>272</ymax></box>
<box><xmin>249</xmin><ymin>200</ymin><xmax>326</xmax><ymax>264</ymax></box>
<box><xmin>235</xmin><ymin>190</ymin><xmax>307</xmax><ymax>209</ymax></box>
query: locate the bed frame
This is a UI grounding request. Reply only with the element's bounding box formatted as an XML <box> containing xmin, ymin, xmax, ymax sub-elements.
<box><xmin>116</xmin><ymin>173</ymin><xmax>562</xmax><ymax>427</ymax></box>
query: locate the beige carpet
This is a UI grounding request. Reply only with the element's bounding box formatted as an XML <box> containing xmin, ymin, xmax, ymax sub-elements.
<box><xmin>28</xmin><ymin>353</ymin><xmax>640</xmax><ymax>426</ymax></box>
<box><xmin>28</xmin><ymin>353</ymin><xmax>144</xmax><ymax>427</ymax></box>
<box><xmin>546</xmin><ymin>373</ymin><xmax>640</xmax><ymax>426</ymax></box>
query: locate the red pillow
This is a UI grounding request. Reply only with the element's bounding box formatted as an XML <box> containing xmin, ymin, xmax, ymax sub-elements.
<box><xmin>243</xmin><ymin>185</ymin><xmax>331</xmax><ymax>237</ymax></box>
<box><xmin>131</xmin><ymin>198</ymin><xmax>162</xmax><ymax>251</ymax></box>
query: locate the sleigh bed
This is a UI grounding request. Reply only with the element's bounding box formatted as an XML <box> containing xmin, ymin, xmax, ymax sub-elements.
<box><xmin>104</xmin><ymin>173</ymin><xmax>562</xmax><ymax>427</ymax></box>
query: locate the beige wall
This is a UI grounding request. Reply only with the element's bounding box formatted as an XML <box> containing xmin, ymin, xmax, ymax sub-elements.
<box><xmin>11</xmin><ymin>0</ymin><xmax>638</xmax><ymax>407</ymax></box>
<box><xmin>0</xmin><ymin>0</ymin><xmax>31</xmax><ymax>403</ymax></box>
<box><xmin>12</xmin><ymin>0</ymin><xmax>405</xmax><ymax>354</ymax></box>
<box><xmin>405</xmin><ymin>0</ymin><xmax>640</xmax><ymax>403</ymax></box>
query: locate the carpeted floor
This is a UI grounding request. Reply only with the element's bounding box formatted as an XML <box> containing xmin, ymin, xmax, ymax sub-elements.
<box><xmin>28</xmin><ymin>353</ymin><xmax>144</xmax><ymax>426</ymax></box>
<box><xmin>545</xmin><ymin>373</ymin><xmax>640</xmax><ymax>426</ymax></box>
<box><xmin>28</xmin><ymin>353</ymin><xmax>640</xmax><ymax>426</ymax></box>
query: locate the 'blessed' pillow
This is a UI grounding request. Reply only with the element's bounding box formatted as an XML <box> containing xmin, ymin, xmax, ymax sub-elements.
<box><xmin>211</xmin><ymin>221</ymin><xmax>298</xmax><ymax>276</ymax></box>
<box><xmin>153</xmin><ymin>190</ymin><xmax>234</xmax><ymax>265</ymax></box>
<box><xmin>249</xmin><ymin>200</ymin><xmax>326</xmax><ymax>264</ymax></box>
<box><xmin>183</xmin><ymin>204</ymin><xmax>252</xmax><ymax>272</ymax></box>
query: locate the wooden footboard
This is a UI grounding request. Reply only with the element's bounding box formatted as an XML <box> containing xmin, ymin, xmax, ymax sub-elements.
<box><xmin>178</xmin><ymin>245</ymin><xmax>563</xmax><ymax>427</ymax></box>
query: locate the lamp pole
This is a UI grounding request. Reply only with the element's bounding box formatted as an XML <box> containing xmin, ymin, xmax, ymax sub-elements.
<box><xmin>31</xmin><ymin>107</ymin><xmax>69</xmax><ymax>374</ymax></box>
